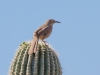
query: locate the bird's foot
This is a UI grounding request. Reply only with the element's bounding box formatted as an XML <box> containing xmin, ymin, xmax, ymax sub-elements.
<box><xmin>42</xmin><ymin>41</ymin><xmax>48</xmax><ymax>48</ymax></box>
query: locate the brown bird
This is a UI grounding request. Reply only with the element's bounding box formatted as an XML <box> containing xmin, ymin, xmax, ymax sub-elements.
<box><xmin>28</xmin><ymin>19</ymin><xmax>60</xmax><ymax>54</ymax></box>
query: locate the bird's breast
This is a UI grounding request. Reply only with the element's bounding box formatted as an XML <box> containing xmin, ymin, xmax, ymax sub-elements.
<box><xmin>39</xmin><ymin>27</ymin><xmax>53</xmax><ymax>40</ymax></box>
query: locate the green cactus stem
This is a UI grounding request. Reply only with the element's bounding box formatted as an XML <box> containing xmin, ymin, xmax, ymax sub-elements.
<box><xmin>9</xmin><ymin>41</ymin><xmax>62</xmax><ymax>75</ymax></box>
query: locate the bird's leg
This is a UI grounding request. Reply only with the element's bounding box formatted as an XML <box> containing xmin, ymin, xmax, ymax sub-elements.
<box><xmin>42</xmin><ymin>40</ymin><xmax>46</xmax><ymax>45</ymax></box>
<box><xmin>42</xmin><ymin>40</ymin><xmax>48</xmax><ymax>48</ymax></box>
<box><xmin>43</xmin><ymin>40</ymin><xmax>48</xmax><ymax>43</ymax></box>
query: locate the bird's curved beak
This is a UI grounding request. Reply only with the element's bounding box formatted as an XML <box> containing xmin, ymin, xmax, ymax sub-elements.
<box><xmin>55</xmin><ymin>21</ymin><xmax>61</xmax><ymax>23</ymax></box>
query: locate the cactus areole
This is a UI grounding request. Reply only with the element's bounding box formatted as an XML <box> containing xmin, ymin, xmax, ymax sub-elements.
<box><xmin>9</xmin><ymin>41</ymin><xmax>62</xmax><ymax>75</ymax></box>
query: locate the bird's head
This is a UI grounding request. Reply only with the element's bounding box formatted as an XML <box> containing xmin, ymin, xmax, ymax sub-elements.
<box><xmin>46</xmin><ymin>19</ymin><xmax>60</xmax><ymax>26</ymax></box>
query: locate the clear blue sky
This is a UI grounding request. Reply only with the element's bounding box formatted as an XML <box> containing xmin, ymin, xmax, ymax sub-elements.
<box><xmin>0</xmin><ymin>0</ymin><xmax>100</xmax><ymax>75</ymax></box>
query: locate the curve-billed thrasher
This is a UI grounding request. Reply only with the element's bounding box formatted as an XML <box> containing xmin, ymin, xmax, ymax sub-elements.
<box><xmin>28</xmin><ymin>19</ymin><xmax>60</xmax><ymax>54</ymax></box>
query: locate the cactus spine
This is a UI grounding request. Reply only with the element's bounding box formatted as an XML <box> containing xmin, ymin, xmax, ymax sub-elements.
<box><xmin>9</xmin><ymin>41</ymin><xmax>62</xmax><ymax>75</ymax></box>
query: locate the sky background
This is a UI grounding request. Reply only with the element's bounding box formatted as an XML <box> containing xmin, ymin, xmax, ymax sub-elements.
<box><xmin>0</xmin><ymin>0</ymin><xmax>100</xmax><ymax>75</ymax></box>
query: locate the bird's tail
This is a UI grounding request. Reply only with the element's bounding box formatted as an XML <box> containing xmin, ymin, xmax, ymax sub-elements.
<box><xmin>28</xmin><ymin>35</ymin><xmax>39</xmax><ymax>54</ymax></box>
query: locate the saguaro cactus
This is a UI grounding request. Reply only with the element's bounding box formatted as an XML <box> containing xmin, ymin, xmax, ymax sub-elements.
<box><xmin>9</xmin><ymin>41</ymin><xmax>62</xmax><ymax>75</ymax></box>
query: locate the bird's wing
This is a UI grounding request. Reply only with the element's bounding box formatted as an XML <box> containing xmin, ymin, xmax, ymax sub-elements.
<box><xmin>34</xmin><ymin>24</ymin><xmax>47</xmax><ymax>33</ymax></box>
<box><xmin>37</xmin><ymin>26</ymin><xmax>51</xmax><ymax>35</ymax></box>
